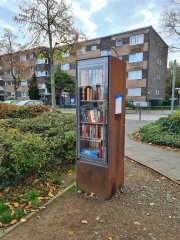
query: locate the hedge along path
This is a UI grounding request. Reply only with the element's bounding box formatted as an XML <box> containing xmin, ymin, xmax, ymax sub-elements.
<box><xmin>0</xmin><ymin>181</ymin><xmax>76</xmax><ymax>239</ymax></box>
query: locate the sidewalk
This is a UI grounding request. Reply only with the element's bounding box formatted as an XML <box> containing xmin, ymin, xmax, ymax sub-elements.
<box><xmin>125</xmin><ymin>119</ymin><xmax>180</xmax><ymax>184</ymax></box>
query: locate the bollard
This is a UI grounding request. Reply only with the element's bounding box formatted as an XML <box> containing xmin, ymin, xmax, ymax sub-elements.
<box><xmin>139</xmin><ymin>108</ymin><xmax>141</xmax><ymax>121</ymax></box>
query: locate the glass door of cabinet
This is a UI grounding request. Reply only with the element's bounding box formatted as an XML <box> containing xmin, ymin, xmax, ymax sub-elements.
<box><xmin>77</xmin><ymin>57</ymin><xmax>109</xmax><ymax>164</ymax></box>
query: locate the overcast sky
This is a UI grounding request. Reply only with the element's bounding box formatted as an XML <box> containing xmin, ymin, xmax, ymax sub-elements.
<box><xmin>0</xmin><ymin>0</ymin><xmax>178</xmax><ymax>63</ymax></box>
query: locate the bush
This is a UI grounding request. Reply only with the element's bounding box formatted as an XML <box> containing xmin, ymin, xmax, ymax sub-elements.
<box><xmin>139</xmin><ymin>112</ymin><xmax>180</xmax><ymax>148</ymax></box>
<box><xmin>0</xmin><ymin>103</ymin><xmax>18</xmax><ymax>119</ymax></box>
<box><xmin>0</xmin><ymin>112</ymin><xmax>76</xmax><ymax>190</ymax></box>
<box><xmin>0</xmin><ymin>128</ymin><xmax>50</xmax><ymax>189</ymax></box>
<box><xmin>0</xmin><ymin>103</ymin><xmax>49</xmax><ymax>119</ymax></box>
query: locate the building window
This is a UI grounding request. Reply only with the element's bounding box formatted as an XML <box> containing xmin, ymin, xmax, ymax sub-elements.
<box><xmin>129</xmin><ymin>52</ymin><xmax>143</xmax><ymax>63</ymax></box>
<box><xmin>155</xmin><ymin>89</ymin><xmax>160</xmax><ymax>96</ymax></box>
<box><xmin>61</xmin><ymin>63</ymin><xmax>70</xmax><ymax>71</ymax></box>
<box><xmin>5</xmin><ymin>81</ymin><xmax>13</xmax><ymax>86</ymax></box>
<box><xmin>21</xmin><ymin>92</ymin><xmax>28</xmax><ymax>97</ymax></box>
<box><xmin>36</xmin><ymin>59</ymin><xmax>48</xmax><ymax>64</ymax></box>
<box><xmin>129</xmin><ymin>34</ymin><xmax>144</xmax><ymax>45</ymax></box>
<box><xmin>62</xmin><ymin>51</ymin><xmax>69</xmax><ymax>57</ymax></box>
<box><xmin>91</xmin><ymin>45</ymin><xmax>97</xmax><ymax>51</ymax></box>
<box><xmin>30</xmin><ymin>66</ymin><xmax>35</xmax><ymax>71</ymax></box>
<box><xmin>128</xmin><ymin>70</ymin><xmax>142</xmax><ymax>80</ymax></box>
<box><xmin>156</xmin><ymin>74</ymin><xmax>160</xmax><ymax>80</ymax></box>
<box><xmin>21</xmin><ymin>80</ymin><xmax>28</xmax><ymax>86</ymax></box>
<box><xmin>157</xmin><ymin>58</ymin><xmax>161</xmax><ymax>65</ymax></box>
<box><xmin>101</xmin><ymin>50</ymin><xmax>111</xmax><ymax>56</ymax></box>
<box><xmin>116</xmin><ymin>39</ymin><xmax>123</xmax><ymax>46</ymax></box>
<box><xmin>36</xmin><ymin>71</ymin><xmax>48</xmax><ymax>77</ymax></box>
<box><xmin>127</xmin><ymin>88</ymin><xmax>141</xmax><ymax>96</ymax></box>
<box><xmin>20</xmin><ymin>55</ymin><xmax>26</xmax><ymax>62</ymax></box>
<box><xmin>29</xmin><ymin>53</ymin><xmax>34</xmax><ymax>59</ymax></box>
<box><xmin>119</xmin><ymin>55</ymin><xmax>123</xmax><ymax>60</ymax></box>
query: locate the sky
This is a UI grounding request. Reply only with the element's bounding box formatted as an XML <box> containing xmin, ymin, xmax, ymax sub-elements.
<box><xmin>0</xmin><ymin>0</ymin><xmax>179</xmax><ymax>63</ymax></box>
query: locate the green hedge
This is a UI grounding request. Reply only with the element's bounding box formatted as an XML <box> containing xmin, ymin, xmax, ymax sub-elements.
<box><xmin>0</xmin><ymin>112</ymin><xmax>76</xmax><ymax>190</ymax></box>
<box><xmin>139</xmin><ymin>112</ymin><xmax>180</xmax><ymax>148</ymax></box>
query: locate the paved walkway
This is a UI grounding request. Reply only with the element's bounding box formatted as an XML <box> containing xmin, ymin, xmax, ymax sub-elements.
<box><xmin>125</xmin><ymin>119</ymin><xmax>180</xmax><ymax>184</ymax></box>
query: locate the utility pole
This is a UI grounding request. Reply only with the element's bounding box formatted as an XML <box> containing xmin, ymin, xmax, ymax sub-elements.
<box><xmin>171</xmin><ymin>60</ymin><xmax>177</xmax><ymax>114</ymax></box>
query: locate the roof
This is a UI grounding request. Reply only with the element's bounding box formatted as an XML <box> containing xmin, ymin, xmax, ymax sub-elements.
<box><xmin>87</xmin><ymin>25</ymin><xmax>168</xmax><ymax>48</ymax></box>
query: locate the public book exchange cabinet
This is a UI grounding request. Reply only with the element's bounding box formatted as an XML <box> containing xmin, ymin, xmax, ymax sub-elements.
<box><xmin>76</xmin><ymin>56</ymin><xmax>126</xmax><ymax>199</ymax></box>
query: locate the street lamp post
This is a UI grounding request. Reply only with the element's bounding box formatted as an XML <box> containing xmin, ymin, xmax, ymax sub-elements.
<box><xmin>171</xmin><ymin>60</ymin><xmax>177</xmax><ymax>114</ymax></box>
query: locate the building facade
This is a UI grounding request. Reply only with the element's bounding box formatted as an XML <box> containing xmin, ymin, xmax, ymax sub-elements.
<box><xmin>0</xmin><ymin>50</ymin><xmax>50</xmax><ymax>101</ymax></box>
<box><xmin>56</xmin><ymin>25</ymin><xmax>168</xmax><ymax>106</ymax></box>
<box><xmin>0</xmin><ymin>26</ymin><xmax>168</xmax><ymax>106</ymax></box>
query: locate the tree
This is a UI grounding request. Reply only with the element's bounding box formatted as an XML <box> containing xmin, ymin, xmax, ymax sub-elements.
<box><xmin>28</xmin><ymin>73</ymin><xmax>40</xmax><ymax>100</ymax></box>
<box><xmin>14</xmin><ymin>0</ymin><xmax>86</xmax><ymax>112</ymax></box>
<box><xmin>161</xmin><ymin>0</ymin><xmax>180</xmax><ymax>52</ymax></box>
<box><xmin>45</xmin><ymin>67</ymin><xmax>75</xmax><ymax>104</ymax></box>
<box><xmin>166</xmin><ymin>61</ymin><xmax>180</xmax><ymax>99</ymax></box>
<box><xmin>0</xmin><ymin>28</ymin><xmax>29</xmax><ymax>99</ymax></box>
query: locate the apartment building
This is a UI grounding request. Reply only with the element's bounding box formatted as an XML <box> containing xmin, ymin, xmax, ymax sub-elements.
<box><xmin>0</xmin><ymin>26</ymin><xmax>168</xmax><ymax>106</ymax></box>
<box><xmin>0</xmin><ymin>49</ymin><xmax>50</xmax><ymax>100</ymax></box>
<box><xmin>57</xmin><ymin>25</ymin><xmax>168</xmax><ymax>106</ymax></box>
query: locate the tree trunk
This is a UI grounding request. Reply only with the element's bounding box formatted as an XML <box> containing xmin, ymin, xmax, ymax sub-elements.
<box><xmin>50</xmin><ymin>60</ymin><xmax>56</xmax><ymax>112</ymax></box>
<box><xmin>14</xmin><ymin>80</ymin><xmax>17</xmax><ymax>100</ymax></box>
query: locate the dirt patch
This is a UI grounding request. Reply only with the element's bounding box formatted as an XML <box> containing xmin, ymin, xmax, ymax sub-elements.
<box><xmin>2</xmin><ymin>158</ymin><xmax>179</xmax><ymax>240</ymax></box>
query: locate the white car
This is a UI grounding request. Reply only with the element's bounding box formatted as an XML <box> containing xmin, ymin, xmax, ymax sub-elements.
<box><xmin>16</xmin><ymin>100</ymin><xmax>43</xmax><ymax>106</ymax></box>
<box><xmin>4</xmin><ymin>100</ymin><xmax>20</xmax><ymax>105</ymax></box>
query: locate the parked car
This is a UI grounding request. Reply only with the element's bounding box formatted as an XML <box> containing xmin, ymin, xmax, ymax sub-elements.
<box><xmin>4</xmin><ymin>100</ymin><xmax>20</xmax><ymax>105</ymax></box>
<box><xmin>16</xmin><ymin>100</ymin><xmax>43</xmax><ymax>106</ymax></box>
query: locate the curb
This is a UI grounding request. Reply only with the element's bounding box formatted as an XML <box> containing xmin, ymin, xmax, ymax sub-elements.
<box><xmin>0</xmin><ymin>181</ymin><xmax>76</xmax><ymax>239</ymax></box>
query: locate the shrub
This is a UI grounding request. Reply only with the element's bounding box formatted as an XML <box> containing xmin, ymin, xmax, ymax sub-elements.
<box><xmin>0</xmin><ymin>128</ymin><xmax>51</xmax><ymax>189</ymax></box>
<box><xmin>15</xmin><ymin>105</ymin><xmax>49</xmax><ymax>119</ymax></box>
<box><xmin>0</xmin><ymin>103</ymin><xmax>18</xmax><ymax>119</ymax></box>
<box><xmin>139</xmin><ymin>112</ymin><xmax>180</xmax><ymax>148</ymax></box>
<box><xmin>0</xmin><ymin>103</ymin><xmax>49</xmax><ymax>119</ymax></box>
<box><xmin>0</xmin><ymin>112</ymin><xmax>76</xmax><ymax>190</ymax></box>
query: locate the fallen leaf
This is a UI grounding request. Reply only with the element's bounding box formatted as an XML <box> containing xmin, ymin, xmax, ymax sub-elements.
<box><xmin>90</xmin><ymin>192</ymin><xmax>94</xmax><ymax>197</ymax></box>
<box><xmin>10</xmin><ymin>219</ymin><xmax>17</xmax><ymax>225</ymax></box>
<box><xmin>37</xmin><ymin>216</ymin><xmax>40</xmax><ymax>219</ymax></box>
<box><xmin>68</xmin><ymin>173</ymin><xmax>73</xmax><ymax>176</ymax></box>
<box><xmin>133</xmin><ymin>222</ymin><xmax>141</xmax><ymax>225</ymax></box>
<box><xmin>81</xmin><ymin>220</ymin><xmax>87</xmax><ymax>224</ymax></box>
<box><xmin>38</xmin><ymin>197</ymin><xmax>44</xmax><ymax>200</ymax></box>
<box><xmin>61</xmin><ymin>181</ymin><xmax>65</xmax><ymax>184</ymax></box>
<box><xmin>14</xmin><ymin>202</ymin><xmax>19</xmax><ymax>208</ymax></box>
<box><xmin>28</xmin><ymin>201</ymin><xmax>32</xmax><ymax>206</ymax></box>
<box><xmin>150</xmin><ymin>202</ymin><xmax>154</xmax><ymax>206</ymax></box>
<box><xmin>39</xmin><ymin>206</ymin><xmax>46</xmax><ymax>210</ymax></box>
<box><xmin>95</xmin><ymin>216</ymin><xmax>100</xmax><ymax>221</ymax></box>
<box><xmin>77</xmin><ymin>190</ymin><xmax>82</xmax><ymax>193</ymax></box>
<box><xmin>107</xmin><ymin>237</ymin><xmax>113</xmax><ymax>240</ymax></box>
<box><xmin>0</xmin><ymin>192</ymin><xmax>3</xmax><ymax>198</ymax></box>
<box><xmin>0</xmin><ymin>222</ymin><xmax>3</xmax><ymax>227</ymax></box>
<box><xmin>20</xmin><ymin>218</ymin><xmax>27</xmax><ymax>223</ymax></box>
<box><xmin>48</xmin><ymin>192</ymin><xmax>54</xmax><ymax>198</ymax></box>
<box><xmin>4</xmin><ymin>187</ymin><xmax>10</xmax><ymax>193</ymax></box>
<box><xmin>11</xmin><ymin>210</ymin><xmax>15</xmax><ymax>216</ymax></box>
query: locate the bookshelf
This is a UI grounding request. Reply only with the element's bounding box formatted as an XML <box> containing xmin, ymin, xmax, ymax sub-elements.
<box><xmin>76</xmin><ymin>56</ymin><xmax>126</xmax><ymax>199</ymax></box>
